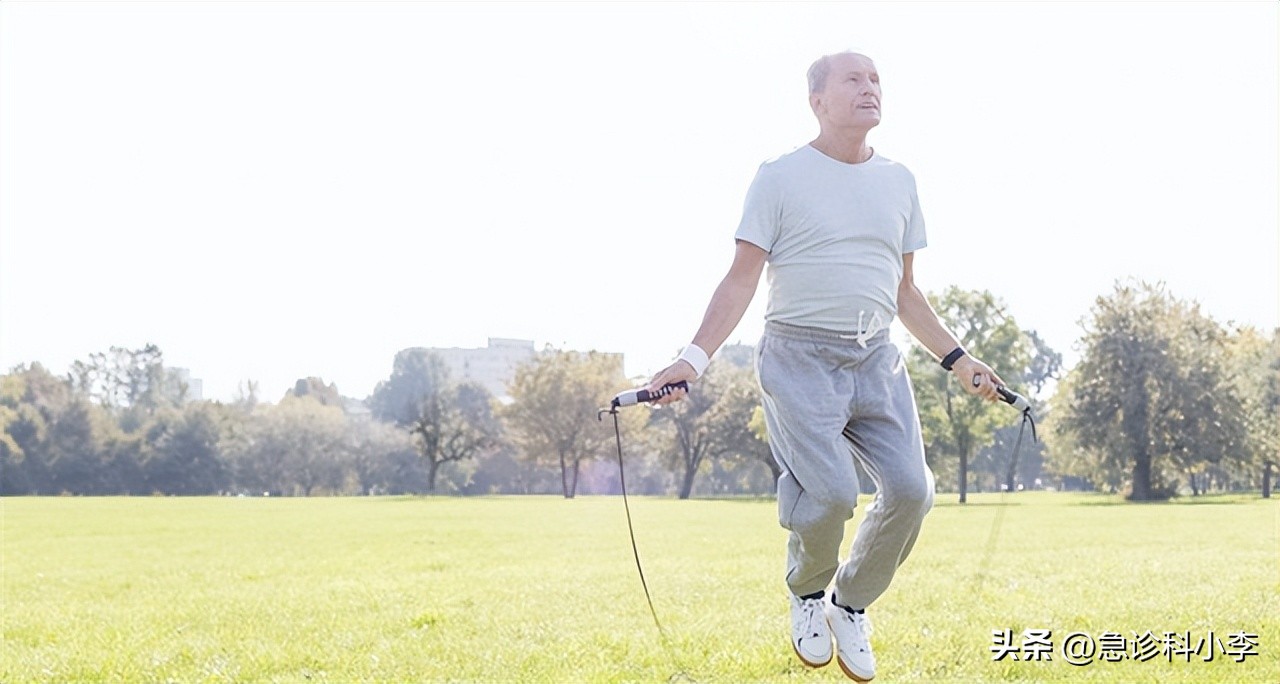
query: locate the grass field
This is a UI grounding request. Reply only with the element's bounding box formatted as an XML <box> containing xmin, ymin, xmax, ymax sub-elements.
<box><xmin>2</xmin><ymin>492</ymin><xmax>1277</xmax><ymax>683</ymax></box>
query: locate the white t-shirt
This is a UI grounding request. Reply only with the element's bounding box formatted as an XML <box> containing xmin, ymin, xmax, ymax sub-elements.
<box><xmin>734</xmin><ymin>144</ymin><xmax>927</xmax><ymax>333</ymax></box>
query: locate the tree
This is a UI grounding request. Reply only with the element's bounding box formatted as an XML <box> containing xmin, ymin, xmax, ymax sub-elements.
<box><xmin>369</xmin><ymin>349</ymin><xmax>500</xmax><ymax>492</ymax></box>
<box><xmin>651</xmin><ymin>362</ymin><xmax>766</xmax><ymax>499</ymax></box>
<box><xmin>503</xmin><ymin>348</ymin><xmax>638</xmax><ymax>499</ymax></box>
<box><xmin>276</xmin><ymin>396</ymin><xmax>348</xmax><ymax>495</ymax></box>
<box><xmin>1042</xmin><ymin>367</ymin><xmax>1118</xmax><ymax>493</ymax></box>
<box><xmin>343</xmin><ymin>417</ymin><xmax>416</xmax><ymax>495</ymax></box>
<box><xmin>69</xmin><ymin>344</ymin><xmax>185</xmax><ymax>429</ymax></box>
<box><xmin>975</xmin><ymin>421</ymin><xmax>1045</xmax><ymax>493</ymax></box>
<box><xmin>1024</xmin><ymin>330</ymin><xmax>1064</xmax><ymax>396</ymax></box>
<box><xmin>142</xmin><ymin>402</ymin><xmax>230</xmax><ymax>495</ymax></box>
<box><xmin>906</xmin><ymin>287</ymin><xmax>1033</xmax><ymax>502</ymax></box>
<box><xmin>0</xmin><ymin>403</ymin><xmax>25</xmax><ymax>491</ymax></box>
<box><xmin>233</xmin><ymin>380</ymin><xmax>260</xmax><ymax>413</ymax></box>
<box><xmin>285</xmin><ymin>377</ymin><xmax>343</xmax><ymax>407</ymax></box>
<box><xmin>229</xmin><ymin>395</ymin><xmax>348</xmax><ymax>496</ymax></box>
<box><xmin>44</xmin><ymin>397</ymin><xmax>116</xmax><ymax>495</ymax></box>
<box><xmin>1220</xmin><ymin>326</ymin><xmax>1279</xmax><ymax>492</ymax></box>
<box><xmin>988</xmin><ymin>330</ymin><xmax>1062</xmax><ymax>493</ymax></box>
<box><xmin>747</xmin><ymin>405</ymin><xmax>783</xmax><ymax>483</ymax></box>
<box><xmin>1054</xmin><ymin>282</ymin><xmax>1248</xmax><ymax>500</ymax></box>
<box><xmin>0</xmin><ymin>369</ymin><xmax>44</xmax><ymax>494</ymax></box>
<box><xmin>0</xmin><ymin>363</ymin><xmax>121</xmax><ymax>494</ymax></box>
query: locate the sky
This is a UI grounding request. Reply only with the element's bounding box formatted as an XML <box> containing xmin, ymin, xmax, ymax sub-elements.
<box><xmin>1</xmin><ymin>1</ymin><xmax>1276</xmax><ymax>403</ymax></box>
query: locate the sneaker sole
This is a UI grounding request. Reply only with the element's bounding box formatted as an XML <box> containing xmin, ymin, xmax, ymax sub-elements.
<box><xmin>836</xmin><ymin>654</ymin><xmax>874</xmax><ymax>682</ymax></box>
<box><xmin>792</xmin><ymin>641</ymin><xmax>832</xmax><ymax>668</ymax></box>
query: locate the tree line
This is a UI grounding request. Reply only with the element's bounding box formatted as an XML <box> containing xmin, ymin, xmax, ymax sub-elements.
<box><xmin>2</xmin><ymin>281</ymin><xmax>1276</xmax><ymax>501</ymax></box>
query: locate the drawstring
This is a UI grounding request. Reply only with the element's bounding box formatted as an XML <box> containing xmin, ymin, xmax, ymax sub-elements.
<box><xmin>841</xmin><ymin>310</ymin><xmax>888</xmax><ymax>348</ymax></box>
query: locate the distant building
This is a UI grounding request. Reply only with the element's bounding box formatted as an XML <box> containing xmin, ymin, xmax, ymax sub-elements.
<box><xmin>430</xmin><ymin>338</ymin><xmax>538</xmax><ymax>400</ymax></box>
<box><xmin>168</xmin><ymin>367</ymin><xmax>204</xmax><ymax>403</ymax></box>
<box><xmin>428</xmin><ymin>338</ymin><xmax>624</xmax><ymax>401</ymax></box>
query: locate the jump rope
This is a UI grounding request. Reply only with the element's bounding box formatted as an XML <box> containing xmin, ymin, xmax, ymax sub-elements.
<box><xmin>978</xmin><ymin>379</ymin><xmax>1037</xmax><ymax>588</ymax></box>
<box><xmin>598</xmin><ymin>376</ymin><xmax>1034</xmax><ymax>667</ymax></box>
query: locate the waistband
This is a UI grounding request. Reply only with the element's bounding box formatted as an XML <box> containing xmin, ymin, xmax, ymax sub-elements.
<box><xmin>764</xmin><ymin>320</ymin><xmax>891</xmax><ymax>347</ymax></box>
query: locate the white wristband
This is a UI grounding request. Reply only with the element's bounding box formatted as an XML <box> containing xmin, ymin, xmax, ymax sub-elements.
<box><xmin>678</xmin><ymin>344</ymin><xmax>711</xmax><ymax>378</ymax></box>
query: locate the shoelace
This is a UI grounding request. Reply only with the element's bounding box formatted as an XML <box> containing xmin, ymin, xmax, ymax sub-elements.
<box><xmin>833</xmin><ymin>608</ymin><xmax>873</xmax><ymax>642</ymax></box>
<box><xmin>795</xmin><ymin>598</ymin><xmax>824</xmax><ymax>636</ymax></box>
<box><xmin>853</xmin><ymin>613</ymin><xmax>873</xmax><ymax>639</ymax></box>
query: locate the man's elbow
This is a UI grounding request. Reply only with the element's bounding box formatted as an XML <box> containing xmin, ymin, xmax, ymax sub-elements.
<box><xmin>897</xmin><ymin>283</ymin><xmax>925</xmax><ymax>318</ymax></box>
<box><xmin>897</xmin><ymin>281</ymin><xmax>917</xmax><ymax>305</ymax></box>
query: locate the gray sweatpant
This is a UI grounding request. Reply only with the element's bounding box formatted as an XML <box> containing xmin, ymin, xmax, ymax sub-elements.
<box><xmin>755</xmin><ymin>321</ymin><xmax>935</xmax><ymax>610</ymax></box>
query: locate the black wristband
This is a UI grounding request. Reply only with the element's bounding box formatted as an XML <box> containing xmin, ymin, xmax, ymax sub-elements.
<box><xmin>940</xmin><ymin>347</ymin><xmax>967</xmax><ymax>371</ymax></box>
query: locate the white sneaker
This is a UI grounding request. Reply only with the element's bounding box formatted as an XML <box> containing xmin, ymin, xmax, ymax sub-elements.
<box><xmin>788</xmin><ymin>592</ymin><xmax>833</xmax><ymax>667</ymax></box>
<box><xmin>826</xmin><ymin>595</ymin><xmax>876</xmax><ymax>681</ymax></box>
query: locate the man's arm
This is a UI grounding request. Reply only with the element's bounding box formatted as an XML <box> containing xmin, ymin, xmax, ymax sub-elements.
<box><xmin>644</xmin><ymin>239</ymin><xmax>768</xmax><ymax>404</ymax></box>
<box><xmin>897</xmin><ymin>252</ymin><xmax>1004</xmax><ymax>401</ymax></box>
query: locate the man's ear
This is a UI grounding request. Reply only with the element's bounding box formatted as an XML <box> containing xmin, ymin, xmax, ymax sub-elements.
<box><xmin>809</xmin><ymin>93</ymin><xmax>823</xmax><ymax>115</ymax></box>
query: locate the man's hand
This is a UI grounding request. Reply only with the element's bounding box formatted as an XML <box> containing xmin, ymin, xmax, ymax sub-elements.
<box><xmin>643</xmin><ymin>361</ymin><xmax>697</xmax><ymax>406</ymax></box>
<box><xmin>952</xmin><ymin>355</ymin><xmax>1004</xmax><ymax>402</ymax></box>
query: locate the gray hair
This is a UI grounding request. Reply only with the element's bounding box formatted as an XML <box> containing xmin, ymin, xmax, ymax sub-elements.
<box><xmin>807</xmin><ymin>51</ymin><xmax>868</xmax><ymax>95</ymax></box>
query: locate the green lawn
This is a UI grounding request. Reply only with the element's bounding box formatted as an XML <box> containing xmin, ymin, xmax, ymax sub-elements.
<box><xmin>2</xmin><ymin>493</ymin><xmax>1276</xmax><ymax>683</ymax></box>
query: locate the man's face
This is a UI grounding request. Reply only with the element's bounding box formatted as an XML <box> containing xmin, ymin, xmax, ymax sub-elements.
<box><xmin>813</xmin><ymin>53</ymin><xmax>881</xmax><ymax>131</ymax></box>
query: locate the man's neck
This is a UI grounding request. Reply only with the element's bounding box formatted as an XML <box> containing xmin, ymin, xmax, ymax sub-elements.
<box><xmin>810</xmin><ymin>130</ymin><xmax>873</xmax><ymax>164</ymax></box>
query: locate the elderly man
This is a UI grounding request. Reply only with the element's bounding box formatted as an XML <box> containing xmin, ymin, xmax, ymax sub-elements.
<box><xmin>644</xmin><ymin>51</ymin><xmax>1006</xmax><ymax>681</ymax></box>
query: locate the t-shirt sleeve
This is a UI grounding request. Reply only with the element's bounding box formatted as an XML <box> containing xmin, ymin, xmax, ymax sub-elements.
<box><xmin>903</xmin><ymin>172</ymin><xmax>927</xmax><ymax>253</ymax></box>
<box><xmin>733</xmin><ymin>164</ymin><xmax>782</xmax><ymax>252</ymax></box>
